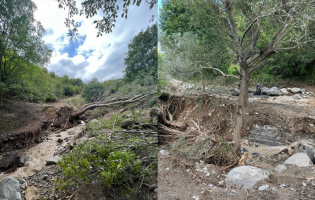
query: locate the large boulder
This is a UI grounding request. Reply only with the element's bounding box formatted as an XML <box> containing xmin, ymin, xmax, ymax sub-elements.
<box><xmin>294</xmin><ymin>143</ymin><xmax>315</xmax><ymax>163</ymax></box>
<box><xmin>261</xmin><ymin>87</ymin><xmax>269</xmax><ymax>95</ymax></box>
<box><xmin>290</xmin><ymin>87</ymin><xmax>302</xmax><ymax>93</ymax></box>
<box><xmin>120</xmin><ymin>118</ymin><xmax>134</xmax><ymax>129</ymax></box>
<box><xmin>225</xmin><ymin>166</ymin><xmax>271</xmax><ymax>189</ymax></box>
<box><xmin>267</xmin><ymin>87</ymin><xmax>280</xmax><ymax>96</ymax></box>
<box><xmin>284</xmin><ymin>153</ymin><xmax>313</xmax><ymax>167</ymax></box>
<box><xmin>0</xmin><ymin>177</ymin><xmax>22</xmax><ymax>200</ymax></box>
<box><xmin>280</xmin><ymin>88</ymin><xmax>289</xmax><ymax>95</ymax></box>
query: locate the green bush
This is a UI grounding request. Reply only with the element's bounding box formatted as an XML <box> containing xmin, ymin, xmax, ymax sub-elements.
<box><xmin>82</xmin><ymin>82</ymin><xmax>104</xmax><ymax>102</ymax></box>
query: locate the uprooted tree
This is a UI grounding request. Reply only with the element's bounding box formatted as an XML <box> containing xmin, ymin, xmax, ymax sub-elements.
<box><xmin>164</xmin><ymin>0</ymin><xmax>315</xmax><ymax>152</ymax></box>
<box><xmin>53</xmin><ymin>92</ymin><xmax>156</xmax><ymax>129</ymax></box>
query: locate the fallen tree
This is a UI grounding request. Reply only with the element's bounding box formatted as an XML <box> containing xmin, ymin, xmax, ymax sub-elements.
<box><xmin>53</xmin><ymin>92</ymin><xmax>157</xmax><ymax>129</ymax></box>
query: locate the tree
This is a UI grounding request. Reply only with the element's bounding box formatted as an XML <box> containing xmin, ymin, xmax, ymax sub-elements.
<box><xmin>187</xmin><ymin>0</ymin><xmax>315</xmax><ymax>151</ymax></box>
<box><xmin>57</xmin><ymin>0</ymin><xmax>157</xmax><ymax>39</ymax></box>
<box><xmin>124</xmin><ymin>23</ymin><xmax>158</xmax><ymax>83</ymax></box>
<box><xmin>0</xmin><ymin>0</ymin><xmax>52</xmax><ymax>104</ymax></box>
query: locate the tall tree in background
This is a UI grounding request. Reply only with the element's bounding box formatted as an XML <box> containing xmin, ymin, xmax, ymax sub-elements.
<box><xmin>0</xmin><ymin>0</ymin><xmax>52</xmax><ymax>104</ymax></box>
<box><xmin>124</xmin><ymin>23</ymin><xmax>158</xmax><ymax>83</ymax></box>
<box><xmin>57</xmin><ymin>0</ymin><xmax>157</xmax><ymax>39</ymax></box>
<box><xmin>189</xmin><ymin>0</ymin><xmax>315</xmax><ymax>151</ymax></box>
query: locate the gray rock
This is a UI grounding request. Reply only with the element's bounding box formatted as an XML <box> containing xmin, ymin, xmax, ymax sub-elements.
<box><xmin>301</xmin><ymin>88</ymin><xmax>306</xmax><ymax>94</ymax></box>
<box><xmin>294</xmin><ymin>94</ymin><xmax>302</xmax><ymax>99</ymax></box>
<box><xmin>0</xmin><ymin>177</ymin><xmax>21</xmax><ymax>200</ymax></box>
<box><xmin>57</xmin><ymin>138</ymin><xmax>63</xmax><ymax>143</ymax></box>
<box><xmin>230</xmin><ymin>89</ymin><xmax>239</xmax><ymax>96</ymax></box>
<box><xmin>280</xmin><ymin>88</ymin><xmax>289</xmax><ymax>95</ymax></box>
<box><xmin>294</xmin><ymin>143</ymin><xmax>315</xmax><ymax>163</ymax></box>
<box><xmin>261</xmin><ymin>87</ymin><xmax>269</xmax><ymax>95</ymax></box>
<box><xmin>18</xmin><ymin>179</ymin><xmax>26</xmax><ymax>185</ymax></box>
<box><xmin>89</xmin><ymin>119</ymin><xmax>99</xmax><ymax>124</ymax></box>
<box><xmin>275</xmin><ymin>164</ymin><xmax>287</xmax><ymax>173</ymax></box>
<box><xmin>46</xmin><ymin>156</ymin><xmax>61</xmax><ymax>165</ymax></box>
<box><xmin>284</xmin><ymin>153</ymin><xmax>313</xmax><ymax>167</ymax></box>
<box><xmin>225</xmin><ymin>166</ymin><xmax>271</xmax><ymax>189</ymax></box>
<box><xmin>120</xmin><ymin>118</ymin><xmax>134</xmax><ymax>129</ymax></box>
<box><xmin>159</xmin><ymin>150</ymin><xmax>170</xmax><ymax>155</ymax></box>
<box><xmin>291</xmin><ymin>87</ymin><xmax>301</xmax><ymax>93</ymax></box>
<box><xmin>258</xmin><ymin>185</ymin><xmax>269</xmax><ymax>191</ymax></box>
<box><xmin>267</xmin><ymin>87</ymin><xmax>280</xmax><ymax>96</ymax></box>
<box><xmin>18</xmin><ymin>155</ymin><xmax>26</xmax><ymax>167</ymax></box>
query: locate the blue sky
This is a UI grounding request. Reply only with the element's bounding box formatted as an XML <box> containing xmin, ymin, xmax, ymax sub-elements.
<box><xmin>33</xmin><ymin>0</ymin><xmax>157</xmax><ymax>83</ymax></box>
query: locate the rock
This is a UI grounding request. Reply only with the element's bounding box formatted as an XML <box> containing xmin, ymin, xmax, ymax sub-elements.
<box><xmin>290</xmin><ymin>87</ymin><xmax>301</xmax><ymax>93</ymax></box>
<box><xmin>57</xmin><ymin>138</ymin><xmax>63</xmax><ymax>143</ymax></box>
<box><xmin>237</xmin><ymin>147</ymin><xmax>248</xmax><ymax>156</ymax></box>
<box><xmin>261</xmin><ymin>87</ymin><xmax>269</xmax><ymax>95</ymax></box>
<box><xmin>89</xmin><ymin>119</ymin><xmax>99</xmax><ymax>124</ymax></box>
<box><xmin>252</xmin><ymin>153</ymin><xmax>259</xmax><ymax>157</ymax></box>
<box><xmin>275</xmin><ymin>165</ymin><xmax>287</xmax><ymax>173</ymax></box>
<box><xmin>267</xmin><ymin>87</ymin><xmax>280</xmax><ymax>96</ymax></box>
<box><xmin>46</xmin><ymin>156</ymin><xmax>61</xmax><ymax>165</ymax></box>
<box><xmin>280</xmin><ymin>88</ymin><xmax>289</xmax><ymax>95</ymax></box>
<box><xmin>225</xmin><ymin>166</ymin><xmax>271</xmax><ymax>190</ymax></box>
<box><xmin>79</xmin><ymin>120</ymin><xmax>86</xmax><ymax>125</ymax></box>
<box><xmin>294</xmin><ymin>142</ymin><xmax>315</xmax><ymax>163</ymax></box>
<box><xmin>301</xmin><ymin>88</ymin><xmax>305</xmax><ymax>94</ymax></box>
<box><xmin>288</xmin><ymin>88</ymin><xmax>291</xmax><ymax>92</ymax></box>
<box><xmin>258</xmin><ymin>185</ymin><xmax>269</xmax><ymax>191</ymax></box>
<box><xmin>284</xmin><ymin>153</ymin><xmax>313</xmax><ymax>167</ymax></box>
<box><xmin>0</xmin><ymin>177</ymin><xmax>21</xmax><ymax>200</ymax></box>
<box><xmin>120</xmin><ymin>118</ymin><xmax>134</xmax><ymax>129</ymax></box>
<box><xmin>159</xmin><ymin>150</ymin><xmax>170</xmax><ymax>155</ymax></box>
<box><xmin>230</xmin><ymin>90</ymin><xmax>239</xmax><ymax>96</ymax></box>
<box><xmin>25</xmin><ymin>186</ymin><xmax>40</xmax><ymax>200</ymax></box>
<box><xmin>0</xmin><ymin>152</ymin><xmax>17</xmax><ymax>170</ymax></box>
<box><xmin>17</xmin><ymin>155</ymin><xmax>26</xmax><ymax>167</ymax></box>
<box><xmin>35</xmin><ymin>137</ymin><xmax>41</xmax><ymax>143</ymax></box>
<box><xmin>294</xmin><ymin>94</ymin><xmax>301</xmax><ymax>99</ymax></box>
<box><xmin>18</xmin><ymin>179</ymin><xmax>26</xmax><ymax>185</ymax></box>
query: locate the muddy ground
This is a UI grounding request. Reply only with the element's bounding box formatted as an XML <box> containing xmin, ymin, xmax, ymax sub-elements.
<box><xmin>158</xmin><ymin>83</ymin><xmax>315</xmax><ymax>200</ymax></box>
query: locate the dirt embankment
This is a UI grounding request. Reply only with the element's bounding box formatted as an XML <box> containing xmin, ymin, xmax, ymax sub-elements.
<box><xmin>158</xmin><ymin>92</ymin><xmax>315</xmax><ymax>200</ymax></box>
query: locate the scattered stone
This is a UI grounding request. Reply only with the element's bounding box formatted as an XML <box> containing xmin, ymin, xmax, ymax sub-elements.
<box><xmin>79</xmin><ymin>120</ymin><xmax>86</xmax><ymax>125</ymax></box>
<box><xmin>0</xmin><ymin>152</ymin><xmax>17</xmax><ymax>171</ymax></box>
<box><xmin>159</xmin><ymin>150</ymin><xmax>170</xmax><ymax>155</ymax></box>
<box><xmin>89</xmin><ymin>119</ymin><xmax>99</xmax><ymax>124</ymax></box>
<box><xmin>294</xmin><ymin>142</ymin><xmax>315</xmax><ymax>163</ymax></box>
<box><xmin>17</xmin><ymin>155</ymin><xmax>28</xmax><ymax>167</ymax></box>
<box><xmin>294</xmin><ymin>94</ymin><xmax>302</xmax><ymax>99</ymax></box>
<box><xmin>301</xmin><ymin>88</ymin><xmax>306</xmax><ymax>94</ymax></box>
<box><xmin>237</xmin><ymin>147</ymin><xmax>248</xmax><ymax>156</ymax></box>
<box><xmin>120</xmin><ymin>118</ymin><xmax>134</xmax><ymax>129</ymax></box>
<box><xmin>18</xmin><ymin>179</ymin><xmax>26</xmax><ymax>185</ymax></box>
<box><xmin>0</xmin><ymin>177</ymin><xmax>21</xmax><ymax>200</ymax></box>
<box><xmin>230</xmin><ymin>90</ymin><xmax>239</xmax><ymax>96</ymax></box>
<box><xmin>267</xmin><ymin>87</ymin><xmax>280</xmax><ymax>96</ymax></box>
<box><xmin>279</xmin><ymin>184</ymin><xmax>285</xmax><ymax>188</ymax></box>
<box><xmin>57</xmin><ymin>138</ymin><xmax>63</xmax><ymax>143</ymax></box>
<box><xmin>290</xmin><ymin>87</ymin><xmax>302</xmax><ymax>93</ymax></box>
<box><xmin>25</xmin><ymin>186</ymin><xmax>40</xmax><ymax>200</ymax></box>
<box><xmin>280</xmin><ymin>88</ymin><xmax>289</xmax><ymax>95</ymax></box>
<box><xmin>275</xmin><ymin>165</ymin><xmax>287</xmax><ymax>173</ymax></box>
<box><xmin>258</xmin><ymin>185</ymin><xmax>269</xmax><ymax>191</ymax></box>
<box><xmin>56</xmin><ymin>134</ymin><xmax>61</xmax><ymax>137</ymax></box>
<box><xmin>261</xmin><ymin>87</ymin><xmax>269</xmax><ymax>95</ymax></box>
<box><xmin>284</xmin><ymin>153</ymin><xmax>313</xmax><ymax>167</ymax></box>
<box><xmin>35</xmin><ymin>137</ymin><xmax>42</xmax><ymax>143</ymax></box>
<box><xmin>46</xmin><ymin>156</ymin><xmax>61</xmax><ymax>165</ymax></box>
<box><xmin>252</xmin><ymin>153</ymin><xmax>259</xmax><ymax>157</ymax></box>
<box><xmin>225</xmin><ymin>166</ymin><xmax>271</xmax><ymax>190</ymax></box>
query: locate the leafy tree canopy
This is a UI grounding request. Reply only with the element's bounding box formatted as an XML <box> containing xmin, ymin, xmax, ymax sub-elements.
<box><xmin>124</xmin><ymin>23</ymin><xmax>158</xmax><ymax>83</ymax></box>
<box><xmin>57</xmin><ymin>0</ymin><xmax>157</xmax><ymax>39</ymax></box>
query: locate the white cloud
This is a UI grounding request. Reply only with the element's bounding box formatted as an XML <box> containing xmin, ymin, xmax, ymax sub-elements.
<box><xmin>33</xmin><ymin>0</ymin><xmax>157</xmax><ymax>83</ymax></box>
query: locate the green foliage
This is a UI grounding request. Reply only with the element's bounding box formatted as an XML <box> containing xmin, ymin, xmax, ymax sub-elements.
<box><xmin>82</xmin><ymin>80</ymin><xmax>104</xmax><ymax>102</ymax></box>
<box><xmin>56</xmin><ymin>110</ymin><xmax>157</xmax><ymax>197</ymax></box>
<box><xmin>57</xmin><ymin>0</ymin><xmax>157</xmax><ymax>39</ymax></box>
<box><xmin>124</xmin><ymin>24</ymin><xmax>158</xmax><ymax>84</ymax></box>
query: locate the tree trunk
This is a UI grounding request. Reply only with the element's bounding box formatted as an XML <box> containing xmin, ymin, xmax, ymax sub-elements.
<box><xmin>233</xmin><ymin>62</ymin><xmax>249</xmax><ymax>152</ymax></box>
<box><xmin>0</xmin><ymin>55</ymin><xmax>2</xmax><ymax>107</ymax></box>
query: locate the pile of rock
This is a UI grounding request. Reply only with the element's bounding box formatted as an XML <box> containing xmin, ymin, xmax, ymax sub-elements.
<box><xmin>260</xmin><ymin>86</ymin><xmax>313</xmax><ymax>96</ymax></box>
